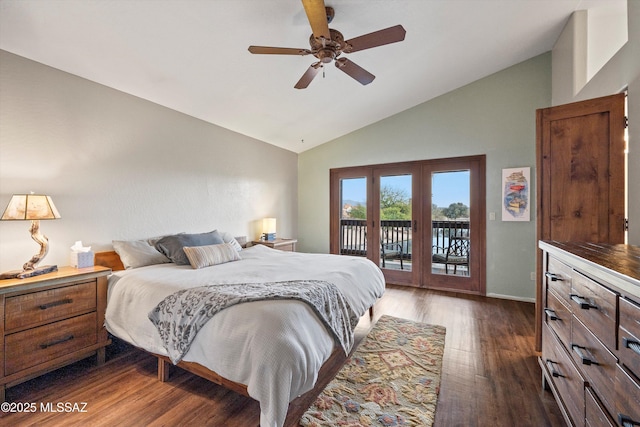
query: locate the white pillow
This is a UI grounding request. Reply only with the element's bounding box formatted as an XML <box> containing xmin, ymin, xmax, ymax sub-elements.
<box><xmin>113</xmin><ymin>239</ymin><xmax>170</xmax><ymax>269</ymax></box>
<box><xmin>221</xmin><ymin>231</ymin><xmax>243</xmax><ymax>251</ymax></box>
<box><xmin>183</xmin><ymin>243</ymin><xmax>241</xmax><ymax>269</ymax></box>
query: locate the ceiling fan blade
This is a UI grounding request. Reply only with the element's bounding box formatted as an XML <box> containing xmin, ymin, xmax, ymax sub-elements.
<box><xmin>301</xmin><ymin>0</ymin><xmax>330</xmax><ymax>41</ymax></box>
<box><xmin>248</xmin><ymin>46</ymin><xmax>311</xmax><ymax>56</ymax></box>
<box><xmin>294</xmin><ymin>63</ymin><xmax>322</xmax><ymax>89</ymax></box>
<box><xmin>344</xmin><ymin>25</ymin><xmax>406</xmax><ymax>53</ymax></box>
<box><xmin>335</xmin><ymin>58</ymin><xmax>375</xmax><ymax>85</ymax></box>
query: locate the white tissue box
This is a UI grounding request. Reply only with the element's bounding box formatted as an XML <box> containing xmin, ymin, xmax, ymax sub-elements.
<box><xmin>70</xmin><ymin>251</ymin><xmax>94</xmax><ymax>268</ymax></box>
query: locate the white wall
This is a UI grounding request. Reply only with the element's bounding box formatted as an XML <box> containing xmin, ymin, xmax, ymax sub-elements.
<box><xmin>298</xmin><ymin>53</ymin><xmax>551</xmax><ymax>302</ymax></box>
<box><xmin>552</xmin><ymin>0</ymin><xmax>640</xmax><ymax>244</ymax></box>
<box><xmin>0</xmin><ymin>50</ymin><xmax>298</xmax><ymax>272</ymax></box>
<box><xmin>587</xmin><ymin>2</ymin><xmax>628</xmax><ymax>85</ymax></box>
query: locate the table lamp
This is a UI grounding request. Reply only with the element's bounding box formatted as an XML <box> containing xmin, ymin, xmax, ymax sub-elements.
<box><xmin>0</xmin><ymin>193</ymin><xmax>61</xmax><ymax>279</ymax></box>
<box><xmin>262</xmin><ymin>217</ymin><xmax>276</xmax><ymax>241</ymax></box>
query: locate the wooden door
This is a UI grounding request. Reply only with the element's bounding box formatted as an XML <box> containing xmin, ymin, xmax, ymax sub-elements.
<box><xmin>422</xmin><ymin>155</ymin><xmax>486</xmax><ymax>295</ymax></box>
<box><xmin>372</xmin><ymin>164</ymin><xmax>421</xmax><ymax>287</ymax></box>
<box><xmin>330</xmin><ymin>162</ymin><xmax>421</xmax><ymax>287</ymax></box>
<box><xmin>330</xmin><ymin>156</ymin><xmax>485</xmax><ymax>292</ymax></box>
<box><xmin>535</xmin><ymin>93</ymin><xmax>626</xmax><ymax>349</ymax></box>
<box><xmin>330</xmin><ymin>167</ymin><xmax>373</xmax><ymax>259</ymax></box>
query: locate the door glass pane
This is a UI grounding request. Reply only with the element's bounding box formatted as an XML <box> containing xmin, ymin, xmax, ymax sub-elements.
<box><xmin>431</xmin><ymin>171</ymin><xmax>470</xmax><ymax>276</ymax></box>
<box><xmin>379</xmin><ymin>174</ymin><xmax>412</xmax><ymax>271</ymax></box>
<box><xmin>340</xmin><ymin>177</ymin><xmax>367</xmax><ymax>256</ymax></box>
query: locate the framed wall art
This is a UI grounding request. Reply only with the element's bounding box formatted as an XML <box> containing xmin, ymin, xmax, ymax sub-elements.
<box><xmin>502</xmin><ymin>167</ymin><xmax>530</xmax><ymax>222</ymax></box>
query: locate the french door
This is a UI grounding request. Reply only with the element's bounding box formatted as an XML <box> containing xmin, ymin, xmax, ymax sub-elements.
<box><xmin>330</xmin><ymin>156</ymin><xmax>485</xmax><ymax>293</ymax></box>
<box><xmin>329</xmin><ymin>164</ymin><xmax>419</xmax><ymax>286</ymax></box>
<box><xmin>422</xmin><ymin>156</ymin><xmax>485</xmax><ymax>294</ymax></box>
<box><xmin>373</xmin><ymin>164</ymin><xmax>421</xmax><ymax>286</ymax></box>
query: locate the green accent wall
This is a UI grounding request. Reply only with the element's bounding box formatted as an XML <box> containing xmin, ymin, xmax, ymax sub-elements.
<box><xmin>298</xmin><ymin>52</ymin><xmax>551</xmax><ymax>301</ymax></box>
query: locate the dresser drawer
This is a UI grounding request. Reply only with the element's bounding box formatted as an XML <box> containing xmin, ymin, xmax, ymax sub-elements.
<box><xmin>545</xmin><ymin>289</ymin><xmax>571</xmax><ymax>350</ymax></box>
<box><xmin>5</xmin><ymin>281</ymin><xmax>97</xmax><ymax>332</ymax></box>
<box><xmin>585</xmin><ymin>387</ymin><xmax>615</xmax><ymax>427</ymax></box>
<box><xmin>546</xmin><ymin>256</ymin><xmax>573</xmax><ymax>305</ymax></box>
<box><xmin>5</xmin><ymin>313</ymin><xmax>98</xmax><ymax>375</ymax></box>
<box><xmin>570</xmin><ymin>272</ymin><xmax>617</xmax><ymax>351</ymax></box>
<box><xmin>570</xmin><ymin>316</ymin><xmax>617</xmax><ymax>418</ymax></box>
<box><xmin>619</xmin><ymin>297</ymin><xmax>640</xmax><ymax>379</ymax></box>
<box><xmin>615</xmin><ymin>364</ymin><xmax>640</xmax><ymax>427</ymax></box>
<box><xmin>543</xmin><ymin>322</ymin><xmax>584</xmax><ymax>426</ymax></box>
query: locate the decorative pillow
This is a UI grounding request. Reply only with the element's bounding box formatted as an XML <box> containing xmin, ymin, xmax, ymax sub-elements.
<box><xmin>234</xmin><ymin>236</ymin><xmax>247</xmax><ymax>248</ymax></box>
<box><xmin>146</xmin><ymin>233</ymin><xmax>181</xmax><ymax>247</ymax></box>
<box><xmin>221</xmin><ymin>231</ymin><xmax>243</xmax><ymax>251</ymax></box>
<box><xmin>112</xmin><ymin>239</ymin><xmax>170</xmax><ymax>269</ymax></box>
<box><xmin>183</xmin><ymin>243</ymin><xmax>241</xmax><ymax>269</ymax></box>
<box><xmin>155</xmin><ymin>230</ymin><xmax>224</xmax><ymax>265</ymax></box>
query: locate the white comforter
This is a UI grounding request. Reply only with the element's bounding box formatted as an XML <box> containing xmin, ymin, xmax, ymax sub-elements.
<box><xmin>104</xmin><ymin>245</ymin><xmax>385</xmax><ymax>427</ymax></box>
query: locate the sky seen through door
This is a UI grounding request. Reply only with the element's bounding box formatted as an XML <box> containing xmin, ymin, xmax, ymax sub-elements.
<box><xmin>342</xmin><ymin>171</ymin><xmax>470</xmax><ymax>208</ymax></box>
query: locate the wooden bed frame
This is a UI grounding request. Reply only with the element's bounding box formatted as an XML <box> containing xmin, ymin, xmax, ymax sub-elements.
<box><xmin>94</xmin><ymin>250</ymin><xmax>254</xmax><ymax>395</ymax></box>
<box><xmin>94</xmin><ymin>249</ymin><xmax>353</xmax><ymax>423</ymax></box>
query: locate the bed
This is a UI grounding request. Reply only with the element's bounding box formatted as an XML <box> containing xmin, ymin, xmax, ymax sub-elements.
<box><xmin>98</xmin><ymin>234</ymin><xmax>385</xmax><ymax>427</ymax></box>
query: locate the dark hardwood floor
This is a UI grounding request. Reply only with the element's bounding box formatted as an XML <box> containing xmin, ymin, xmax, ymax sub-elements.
<box><xmin>1</xmin><ymin>285</ymin><xmax>565</xmax><ymax>426</ymax></box>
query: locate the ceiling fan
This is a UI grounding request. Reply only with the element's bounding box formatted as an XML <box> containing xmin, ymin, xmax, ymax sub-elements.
<box><xmin>248</xmin><ymin>0</ymin><xmax>406</xmax><ymax>89</ymax></box>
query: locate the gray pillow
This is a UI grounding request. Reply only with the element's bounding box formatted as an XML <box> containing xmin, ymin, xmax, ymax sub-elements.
<box><xmin>155</xmin><ymin>230</ymin><xmax>224</xmax><ymax>265</ymax></box>
<box><xmin>113</xmin><ymin>239</ymin><xmax>170</xmax><ymax>269</ymax></box>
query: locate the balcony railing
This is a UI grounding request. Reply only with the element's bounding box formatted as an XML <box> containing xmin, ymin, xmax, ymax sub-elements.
<box><xmin>340</xmin><ymin>219</ymin><xmax>369</xmax><ymax>256</ymax></box>
<box><xmin>431</xmin><ymin>220</ymin><xmax>470</xmax><ymax>250</ymax></box>
<box><xmin>339</xmin><ymin>218</ymin><xmax>470</xmax><ymax>262</ymax></box>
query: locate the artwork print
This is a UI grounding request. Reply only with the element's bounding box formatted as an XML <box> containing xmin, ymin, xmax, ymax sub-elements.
<box><xmin>502</xmin><ymin>167</ymin><xmax>530</xmax><ymax>221</ymax></box>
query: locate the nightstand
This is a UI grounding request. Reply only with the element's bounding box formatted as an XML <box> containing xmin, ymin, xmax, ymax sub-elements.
<box><xmin>252</xmin><ymin>238</ymin><xmax>298</xmax><ymax>252</ymax></box>
<box><xmin>0</xmin><ymin>266</ymin><xmax>112</xmax><ymax>401</ymax></box>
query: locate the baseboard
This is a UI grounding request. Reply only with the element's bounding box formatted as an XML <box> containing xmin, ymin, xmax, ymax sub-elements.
<box><xmin>486</xmin><ymin>293</ymin><xmax>535</xmax><ymax>303</ymax></box>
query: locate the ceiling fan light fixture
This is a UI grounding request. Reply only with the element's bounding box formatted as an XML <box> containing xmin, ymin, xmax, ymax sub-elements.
<box><xmin>317</xmin><ymin>49</ymin><xmax>335</xmax><ymax>63</ymax></box>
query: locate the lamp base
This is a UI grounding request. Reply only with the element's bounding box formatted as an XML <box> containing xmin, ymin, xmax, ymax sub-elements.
<box><xmin>263</xmin><ymin>233</ymin><xmax>276</xmax><ymax>241</ymax></box>
<box><xmin>0</xmin><ymin>265</ymin><xmax>58</xmax><ymax>280</ymax></box>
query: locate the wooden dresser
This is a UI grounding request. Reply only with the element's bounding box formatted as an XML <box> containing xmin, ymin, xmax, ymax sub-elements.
<box><xmin>0</xmin><ymin>266</ymin><xmax>111</xmax><ymax>401</ymax></box>
<box><xmin>539</xmin><ymin>241</ymin><xmax>640</xmax><ymax>426</ymax></box>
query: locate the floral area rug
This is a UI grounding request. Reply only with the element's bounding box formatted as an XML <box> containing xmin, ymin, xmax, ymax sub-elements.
<box><xmin>300</xmin><ymin>315</ymin><xmax>446</xmax><ymax>427</ymax></box>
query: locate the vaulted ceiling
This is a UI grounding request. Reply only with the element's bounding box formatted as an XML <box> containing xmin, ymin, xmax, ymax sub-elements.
<box><xmin>0</xmin><ymin>0</ymin><xmax>622</xmax><ymax>153</ymax></box>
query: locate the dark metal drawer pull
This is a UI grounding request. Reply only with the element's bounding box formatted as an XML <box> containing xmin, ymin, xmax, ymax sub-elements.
<box><xmin>544</xmin><ymin>272</ymin><xmax>563</xmax><ymax>282</ymax></box>
<box><xmin>40</xmin><ymin>334</ymin><xmax>74</xmax><ymax>349</ymax></box>
<box><xmin>618</xmin><ymin>414</ymin><xmax>640</xmax><ymax>427</ymax></box>
<box><xmin>39</xmin><ymin>298</ymin><xmax>73</xmax><ymax>310</ymax></box>
<box><xmin>571</xmin><ymin>343</ymin><xmax>598</xmax><ymax>366</ymax></box>
<box><xmin>569</xmin><ymin>294</ymin><xmax>597</xmax><ymax>310</ymax></box>
<box><xmin>544</xmin><ymin>308</ymin><xmax>559</xmax><ymax>321</ymax></box>
<box><xmin>545</xmin><ymin>359</ymin><xmax>564</xmax><ymax>378</ymax></box>
<box><xmin>623</xmin><ymin>337</ymin><xmax>640</xmax><ymax>356</ymax></box>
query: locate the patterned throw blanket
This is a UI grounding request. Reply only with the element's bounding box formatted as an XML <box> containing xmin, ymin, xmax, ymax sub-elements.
<box><xmin>148</xmin><ymin>280</ymin><xmax>359</xmax><ymax>364</ymax></box>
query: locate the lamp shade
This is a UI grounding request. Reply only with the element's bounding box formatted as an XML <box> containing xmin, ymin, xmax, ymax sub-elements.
<box><xmin>1</xmin><ymin>194</ymin><xmax>61</xmax><ymax>221</ymax></box>
<box><xmin>262</xmin><ymin>217</ymin><xmax>276</xmax><ymax>241</ymax></box>
<box><xmin>262</xmin><ymin>218</ymin><xmax>276</xmax><ymax>234</ymax></box>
